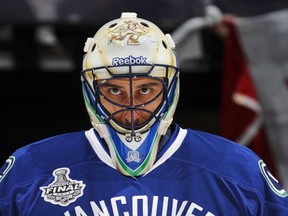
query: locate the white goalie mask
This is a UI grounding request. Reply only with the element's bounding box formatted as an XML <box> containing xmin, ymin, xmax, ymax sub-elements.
<box><xmin>81</xmin><ymin>12</ymin><xmax>180</xmax><ymax>176</ymax></box>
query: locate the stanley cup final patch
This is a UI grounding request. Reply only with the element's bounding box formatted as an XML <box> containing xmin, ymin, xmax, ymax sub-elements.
<box><xmin>40</xmin><ymin>168</ymin><xmax>86</xmax><ymax>207</ymax></box>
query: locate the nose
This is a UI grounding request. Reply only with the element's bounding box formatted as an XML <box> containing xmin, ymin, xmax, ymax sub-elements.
<box><xmin>122</xmin><ymin>109</ymin><xmax>142</xmax><ymax>124</ymax></box>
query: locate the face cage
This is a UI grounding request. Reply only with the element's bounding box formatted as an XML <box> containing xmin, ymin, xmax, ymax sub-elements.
<box><xmin>81</xmin><ymin>64</ymin><xmax>179</xmax><ymax>136</ymax></box>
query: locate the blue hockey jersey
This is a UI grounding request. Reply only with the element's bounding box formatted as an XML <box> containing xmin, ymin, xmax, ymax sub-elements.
<box><xmin>1</xmin><ymin>124</ymin><xmax>288</xmax><ymax>215</ymax></box>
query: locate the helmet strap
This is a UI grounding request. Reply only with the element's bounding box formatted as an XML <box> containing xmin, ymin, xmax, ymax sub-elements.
<box><xmin>157</xmin><ymin>118</ymin><xmax>173</xmax><ymax>135</ymax></box>
<box><xmin>92</xmin><ymin>122</ymin><xmax>110</xmax><ymax>138</ymax></box>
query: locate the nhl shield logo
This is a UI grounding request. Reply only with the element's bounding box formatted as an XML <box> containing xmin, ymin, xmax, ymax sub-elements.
<box><xmin>40</xmin><ymin>168</ymin><xmax>86</xmax><ymax>206</ymax></box>
<box><xmin>126</xmin><ymin>150</ymin><xmax>141</xmax><ymax>163</ymax></box>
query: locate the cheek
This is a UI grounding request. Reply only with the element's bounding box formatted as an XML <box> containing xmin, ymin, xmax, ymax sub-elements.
<box><xmin>144</xmin><ymin>94</ymin><xmax>163</xmax><ymax>111</ymax></box>
<box><xmin>100</xmin><ymin>98</ymin><xmax>120</xmax><ymax>113</ymax></box>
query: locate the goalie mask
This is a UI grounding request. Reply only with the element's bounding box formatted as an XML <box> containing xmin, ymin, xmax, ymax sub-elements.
<box><xmin>81</xmin><ymin>12</ymin><xmax>180</xmax><ymax>176</ymax></box>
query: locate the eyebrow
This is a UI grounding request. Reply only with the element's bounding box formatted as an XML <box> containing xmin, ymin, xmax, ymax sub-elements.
<box><xmin>137</xmin><ymin>82</ymin><xmax>161</xmax><ymax>88</ymax></box>
<box><xmin>100</xmin><ymin>81</ymin><xmax>161</xmax><ymax>89</ymax></box>
<box><xmin>99</xmin><ymin>82</ymin><xmax>123</xmax><ymax>88</ymax></box>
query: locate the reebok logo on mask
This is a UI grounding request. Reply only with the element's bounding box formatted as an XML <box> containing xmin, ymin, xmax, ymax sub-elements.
<box><xmin>112</xmin><ymin>55</ymin><xmax>147</xmax><ymax>66</ymax></box>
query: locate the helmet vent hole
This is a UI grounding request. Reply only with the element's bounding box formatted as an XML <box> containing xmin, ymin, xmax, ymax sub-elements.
<box><xmin>162</xmin><ymin>41</ymin><xmax>167</xmax><ymax>49</ymax></box>
<box><xmin>109</xmin><ymin>23</ymin><xmax>117</xmax><ymax>28</ymax></box>
<box><xmin>140</xmin><ymin>22</ymin><xmax>149</xmax><ymax>27</ymax></box>
<box><xmin>91</xmin><ymin>43</ymin><xmax>96</xmax><ymax>52</ymax></box>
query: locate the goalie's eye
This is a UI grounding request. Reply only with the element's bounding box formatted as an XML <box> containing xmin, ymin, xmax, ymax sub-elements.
<box><xmin>110</xmin><ymin>88</ymin><xmax>121</xmax><ymax>95</ymax></box>
<box><xmin>139</xmin><ymin>88</ymin><xmax>151</xmax><ymax>95</ymax></box>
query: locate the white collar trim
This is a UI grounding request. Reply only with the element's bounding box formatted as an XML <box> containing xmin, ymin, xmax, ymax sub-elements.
<box><xmin>85</xmin><ymin>127</ymin><xmax>187</xmax><ymax>175</ymax></box>
<box><xmin>85</xmin><ymin>128</ymin><xmax>116</xmax><ymax>170</ymax></box>
<box><xmin>144</xmin><ymin>128</ymin><xmax>187</xmax><ymax>176</ymax></box>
